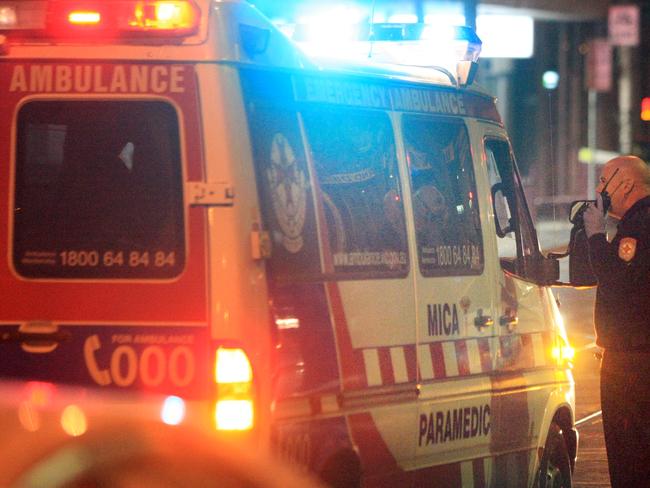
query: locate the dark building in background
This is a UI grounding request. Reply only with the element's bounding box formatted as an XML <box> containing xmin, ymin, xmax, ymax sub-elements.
<box><xmin>249</xmin><ymin>0</ymin><xmax>648</xmax><ymax>219</ymax></box>
<box><xmin>637</xmin><ymin>4</ymin><xmax>650</xmax><ymax>157</ymax></box>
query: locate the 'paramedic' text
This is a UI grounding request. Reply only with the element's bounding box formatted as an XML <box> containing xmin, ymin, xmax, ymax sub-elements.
<box><xmin>418</xmin><ymin>404</ymin><xmax>491</xmax><ymax>446</ymax></box>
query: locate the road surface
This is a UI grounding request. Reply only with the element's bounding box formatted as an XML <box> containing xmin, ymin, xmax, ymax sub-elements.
<box><xmin>553</xmin><ymin>283</ymin><xmax>610</xmax><ymax>487</ymax></box>
<box><xmin>539</xmin><ymin>220</ymin><xmax>611</xmax><ymax>486</ymax></box>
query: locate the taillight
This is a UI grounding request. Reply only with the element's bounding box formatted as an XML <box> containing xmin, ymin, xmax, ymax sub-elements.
<box><xmin>126</xmin><ymin>1</ymin><xmax>199</xmax><ymax>33</ymax></box>
<box><xmin>50</xmin><ymin>0</ymin><xmax>199</xmax><ymax>37</ymax></box>
<box><xmin>214</xmin><ymin>347</ymin><xmax>254</xmax><ymax>431</ymax></box>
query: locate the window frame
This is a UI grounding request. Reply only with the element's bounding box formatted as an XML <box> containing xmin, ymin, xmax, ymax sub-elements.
<box><xmin>484</xmin><ymin>136</ymin><xmax>542</xmax><ymax>277</ymax></box>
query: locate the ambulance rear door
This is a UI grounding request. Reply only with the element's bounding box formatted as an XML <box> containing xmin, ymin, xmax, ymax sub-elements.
<box><xmin>0</xmin><ymin>60</ymin><xmax>212</xmax><ymax>400</ymax></box>
<box><xmin>402</xmin><ymin>86</ymin><xmax>498</xmax><ymax>484</ymax></box>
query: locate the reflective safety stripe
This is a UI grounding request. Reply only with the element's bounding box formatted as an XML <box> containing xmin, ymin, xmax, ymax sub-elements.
<box><xmin>362</xmin><ymin>349</ymin><xmax>382</xmax><ymax>387</ymax></box>
<box><xmin>390</xmin><ymin>346</ymin><xmax>409</xmax><ymax>383</ymax></box>
<box><xmin>461</xmin><ymin>459</ymin><xmax>490</xmax><ymax>488</ymax></box>
<box><xmin>361</xmin><ymin>345</ymin><xmax>418</xmax><ymax>386</ymax></box>
<box><xmin>443</xmin><ymin>341</ymin><xmax>460</xmax><ymax>376</ymax></box>
<box><xmin>356</xmin><ymin>333</ymin><xmax>551</xmax><ymax>387</ymax></box>
<box><xmin>461</xmin><ymin>460</ymin><xmax>475</xmax><ymax>486</ymax></box>
<box><xmin>467</xmin><ymin>339</ymin><xmax>483</xmax><ymax>375</ymax></box>
<box><xmin>418</xmin><ymin>343</ymin><xmax>434</xmax><ymax>379</ymax></box>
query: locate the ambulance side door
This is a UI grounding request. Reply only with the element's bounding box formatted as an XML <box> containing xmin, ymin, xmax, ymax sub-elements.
<box><xmin>405</xmin><ymin>113</ymin><xmax>498</xmax><ymax>484</ymax></box>
<box><xmin>244</xmin><ymin>70</ymin><xmax>419</xmax><ymax>485</ymax></box>
<box><xmin>479</xmin><ymin>126</ymin><xmax>556</xmax><ymax>486</ymax></box>
<box><xmin>299</xmin><ymin>102</ymin><xmax>419</xmax><ymax>486</ymax></box>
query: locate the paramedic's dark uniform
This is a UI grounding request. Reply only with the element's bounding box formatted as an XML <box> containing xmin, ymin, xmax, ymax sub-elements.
<box><xmin>588</xmin><ymin>196</ymin><xmax>650</xmax><ymax>488</ymax></box>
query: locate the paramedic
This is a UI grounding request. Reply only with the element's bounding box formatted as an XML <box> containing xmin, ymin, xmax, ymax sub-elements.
<box><xmin>583</xmin><ymin>155</ymin><xmax>650</xmax><ymax>488</ymax></box>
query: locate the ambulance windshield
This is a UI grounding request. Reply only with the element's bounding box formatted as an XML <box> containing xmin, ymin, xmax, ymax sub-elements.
<box><xmin>13</xmin><ymin>100</ymin><xmax>185</xmax><ymax>279</ymax></box>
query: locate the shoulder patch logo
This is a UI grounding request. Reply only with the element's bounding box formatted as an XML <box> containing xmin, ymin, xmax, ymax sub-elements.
<box><xmin>618</xmin><ymin>237</ymin><xmax>637</xmax><ymax>262</ymax></box>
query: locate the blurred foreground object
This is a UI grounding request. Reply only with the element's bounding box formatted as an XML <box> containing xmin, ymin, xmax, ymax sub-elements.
<box><xmin>0</xmin><ymin>381</ymin><xmax>325</xmax><ymax>488</ymax></box>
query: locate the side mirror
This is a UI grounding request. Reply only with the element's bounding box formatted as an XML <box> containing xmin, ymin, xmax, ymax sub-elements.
<box><xmin>546</xmin><ymin>200</ymin><xmax>598</xmax><ymax>287</ymax></box>
<box><xmin>567</xmin><ymin>200</ymin><xmax>597</xmax><ymax>286</ymax></box>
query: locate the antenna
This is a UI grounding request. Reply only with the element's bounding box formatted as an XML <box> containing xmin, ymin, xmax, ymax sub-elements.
<box><xmin>544</xmin><ymin>87</ymin><xmax>564</xmax><ymax>273</ymax></box>
<box><xmin>547</xmin><ymin>90</ymin><xmax>556</xmax><ymax>227</ymax></box>
<box><xmin>367</xmin><ymin>0</ymin><xmax>377</xmax><ymax>58</ymax></box>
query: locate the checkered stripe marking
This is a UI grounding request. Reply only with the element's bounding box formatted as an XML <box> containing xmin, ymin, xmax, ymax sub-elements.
<box><xmin>361</xmin><ymin>332</ymin><xmax>552</xmax><ymax>386</ymax></box>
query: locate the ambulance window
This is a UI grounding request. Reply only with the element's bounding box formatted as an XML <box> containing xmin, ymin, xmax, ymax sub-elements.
<box><xmin>402</xmin><ymin>115</ymin><xmax>483</xmax><ymax>277</ymax></box>
<box><xmin>14</xmin><ymin>101</ymin><xmax>185</xmax><ymax>279</ymax></box>
<box><xmin>485</xmin><ymin>138</ymin><xmax>538</xmax><ymax>271</ymax></box>
<box><xmin>302</xmin><ymin>108</ymin><xmax>408</xmax><ymax>278</ymax></box>
<box><xmin>247</xmin><ymin>103</ymin><xmax>323</xmax><ymax>282</ymax></box>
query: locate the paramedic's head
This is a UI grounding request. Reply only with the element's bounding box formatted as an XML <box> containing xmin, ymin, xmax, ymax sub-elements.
<box><xmin>597</xmin><ymin>155</ymin><xmax>650</xmax><ymax>218</ymax></box>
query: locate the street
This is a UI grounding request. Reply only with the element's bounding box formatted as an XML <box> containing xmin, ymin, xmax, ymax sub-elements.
<box><xmin>538</xmin><ymin>219</ymin><xmax>610</xmax><ymax>487</ymax></box>
<box><xmin>552</xmin><ymin>286</ymin><xmax>610</xmax><ymax>487</ymax></box>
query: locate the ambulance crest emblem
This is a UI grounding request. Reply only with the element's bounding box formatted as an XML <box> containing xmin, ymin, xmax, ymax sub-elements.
<box><xmin>267</xmin><ymin>133</ymin><xmax>307</xmax><ymax>254</ymax></box>
<box><xmin>618</xmin><ymin>237</ymin><xmax>637</xmax><ymax>262</ymax></box>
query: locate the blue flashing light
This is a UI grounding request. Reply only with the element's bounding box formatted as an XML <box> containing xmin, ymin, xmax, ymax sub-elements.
<box><xmin>161</xmin><ymin>395</ymin><xmax>186</xmax><ymax>425</ymax></box>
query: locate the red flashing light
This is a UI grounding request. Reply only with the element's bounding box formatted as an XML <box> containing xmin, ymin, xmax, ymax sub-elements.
<box><xmin>642</xmin><ymin>97</ymin><xmax>650</xmax><ymax>121</ymax></box>
<box><xmin>46</xmin><ymin>0</ymin><xmax>199</xmax><ymax>38</ymax></box>
<box><xmin>68</xmin><ymin>11</ymin><xmax>101</xmax><ymax>25</ymax></box>
<box><xmin>127</xmin><ymin>1</ymin><xmax>199</xmax><ymax>33</ymax></box>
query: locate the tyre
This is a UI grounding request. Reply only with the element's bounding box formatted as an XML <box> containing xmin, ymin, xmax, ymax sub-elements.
<box><xmin>537</xmin><ymin>422</ymin><xmax>572</xmax><ymax>488</ymax></box>
<box><xmin>319</xmin><ymin>450</ymin><xmax>361</xmax><ymax>488</ymax></box>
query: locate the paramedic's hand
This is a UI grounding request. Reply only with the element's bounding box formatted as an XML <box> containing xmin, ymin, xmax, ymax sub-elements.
<box><xmin>584</xmin><ymin>193</ymin><xmax>606</xmax><ymax>238</ymax></box>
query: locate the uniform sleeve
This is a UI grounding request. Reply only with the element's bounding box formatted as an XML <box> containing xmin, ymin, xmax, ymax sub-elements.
<box><xmin>587</xmin><ymin>233</ymin><xmax>616</xmax><ymax>280</ymax></box>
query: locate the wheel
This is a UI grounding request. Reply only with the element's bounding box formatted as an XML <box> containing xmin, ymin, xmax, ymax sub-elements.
<box><xmin>319</xmin><ymin>450</ymin><xmax>361</xmax><ymax>488</ymax></box>
<box><xmin>537</xmin><ymin>422</ymin><xmax>572</xmax><ymax>488</ymax></box>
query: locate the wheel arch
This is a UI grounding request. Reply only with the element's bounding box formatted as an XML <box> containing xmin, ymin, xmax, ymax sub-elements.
<box><xmin>534</xmin><ymin>398</ymin><xmax>577</xmax><ymax>481</ymax></box>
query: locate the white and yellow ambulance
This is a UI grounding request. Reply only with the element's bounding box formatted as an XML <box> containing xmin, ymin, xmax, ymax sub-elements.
<box><xmin>0</xmin><ymin>0</ymin><xmax>576</xmax><ymax>486</ymax></box>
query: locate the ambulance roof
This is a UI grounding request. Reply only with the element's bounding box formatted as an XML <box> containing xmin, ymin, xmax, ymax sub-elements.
<box><xmin>210</xmin><ymin>1</ymin><xmax>493</xmax><ymax>97</ymax></box>
<box><xmin>306</xmin><ymin>57</ymin><xmax>494</xmax><ymax>97</ymax></box>
<box><xmin>0</xmin><ymin>0</ymin><xmax>493</xmax><ymax>97</ymax></box>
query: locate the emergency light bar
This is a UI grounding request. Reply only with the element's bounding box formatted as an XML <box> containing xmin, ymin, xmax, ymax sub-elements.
<box><xmin>0</xmin><ymin>0</ymin><xmax>199</xmax><ymax>38</ymax></box>
<box><xmin>294</xmin><ymin>22</ymin><xmax>481</xmax><ymax>60</ymax></box>
<box><xmin>368</xmin><ymin>23</ymin><xmax>481</xmax><ymax>59</ymax></box>
<box><xmin>294</xmin><ymin>22</ymin><xmax>482</xmax><ymax>86</ymax></box>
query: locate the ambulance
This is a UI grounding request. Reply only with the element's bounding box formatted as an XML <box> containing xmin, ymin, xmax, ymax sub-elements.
<box><xmin>0</xmin><ymin>0</ymin><xmax>577</xmax><ymax>486</ymax></box>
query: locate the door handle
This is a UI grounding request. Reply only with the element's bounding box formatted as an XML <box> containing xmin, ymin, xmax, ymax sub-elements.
<box><xmin>7</xmin><ymin>322</ymin><xmax>71</xmax><ymax>353</ymax></box>
<box><xmin>474</xmin><ymin>310</ymin><xmax>494</xmax><ymax>329</ymax></box>
<box><xmin>500</xmin><ymin>313</ymin><xmax>518</xmax><ymax>332</ymax></box>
